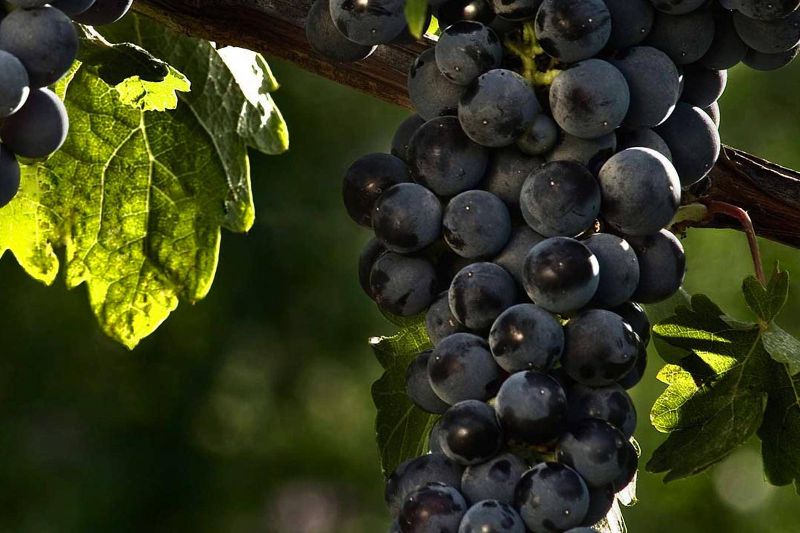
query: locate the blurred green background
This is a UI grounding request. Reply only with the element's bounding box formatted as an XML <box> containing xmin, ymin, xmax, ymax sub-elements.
<box><xmin>0</xmin><ymin>53</ymin><xmax>799</xmax><ymax>532</ymax></box>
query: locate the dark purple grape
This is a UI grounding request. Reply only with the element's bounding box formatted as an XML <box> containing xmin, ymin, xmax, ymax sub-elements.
<box><xmin>535</xmin><ymin>0</ymin><xmax>612</xmax><ymax>62</ymax></box>
<box><xmin>370</xmin><ymin>253</ymin><xmax>437</xmax><ymax>316</ymax></box>
<box><xmin>426</xmin><ymin>291</ymin><xmax>467</xmax><ymax>346</ymax></box>
<box><xmin>489</xmin><ymin>304</ymin><xmax>564</xmax><ymax>373</ymax></box>
<box><xmin>72</xmin><ymin>0</ymin><xmax>132</xmax><ymax>25</ymax></box>
<box><xmin>458</xmin><ymin>500</ymin><xmax>526</xmax><ymax>532</ymax></box>
<box><xmin>0</xmin><ymin>88</ymin><xmax>68</xmax><ymax>159</ymax></box>
<box><xmin>436</xmin><ymin>21</ymin><xmax>503</xmax><ymax>86</ymax></box>
<box><xmin>562</xmin><ymin>309</ymin><xmax>641</xmax><ymax>386</ymax></box>
<box><xmin>409</xmin><ymin>49</ymin><xmax>467</xmax><ymax>121</ymax></box>
<box><xmin>0</xmin><ymin>50</ymin><xmax>29</xmax><ymax>118</ymax></box>
<box><xmin>0</xmin><ymin>144</ymin><xmax>21</xmax><ymax>208</ymax></box>
<box><xmin>608</xmin><ymin>301</ymin><xmax>651</xmax><ymax>346</ymax></box>
<box><xmin>495</xmin><ymin>370</ymin><xmax>567</xmax><ymax>444</ymax></box>
<box><xmin>373</xmin><ymin>183</ymin><xmax>443</xmax><ymax>253</ymax></box>
<box><xmin>429</xmin><ymin>333</ymin><xmax>503</xmax><ymax>404</ymax></box>
<box><xmin>444</xmin><ymin>190</ymin><xmax>512</xmax><ymax>258</ymax></box>
<box><xmin>358</xmin><ymin>238</ymin><xmax>387</xmax><ymax>297</ymax></box>
<box><xmin>617</xmin><ymin>346</ymin><xmax>647</xmax><ymax>390</ymax></box>
<box><xmin>305</xmin><ymin>0</ymin><xmax>376</xmax><ymax>63</ymax></box>
<box><xmin>556</xmin><ymin>419</ymin><xmax>632</xmax><ymax>488</ymax></box>
<box><xmin>581</xmin><ymin>485</ymin><xmax>615</xmax><ymax>527</ymax></box>
<box><xmin>584</xmin><ymin>233</ymin><xmax>640</xmax><ymax>308</ymax></box>
<box><xmin>568</xmin><ymin>383</ymin><xmax>637</xmax><ymax>437</ymax></box>
<box><xmin>461</xmin><ymin>453</ymin><xmax>528</xmax><ymax>504</ymax></box>
<box><xmin>392</xmin><ymin>115</ymin><xmax>426</xmax><ymax>162</ymax></box>
<box><xmin>515</xmin><ymin>462</ymin><xmax>590</xmax><ymax>532</ymax></box>
<box><xmin>449</xmin><ymin>262</ymin><xmax>517</xmax><ymax>330</ymax></box>
<box><xmin>481</xmin><ymin>147</ymin><xmax>544</xmax><ymax>210</ymax></box>
<box><xmin>627</xmin><ymin>229</ymin><xmax>686</xmax><ymax>304</ymax></box>
<box><xmin>493</xmin><ymin>226</ymin><xmax>546</xmax><ymax>286</ymax></box>
<box><xmin>399</xmin><ymin>482</ymin><xmax>468</xmax><ymax>532</ymax></box>
<box><xmin>438</xmin><ymin>400</ymin><xmax>504</xmax><ymax>465</ymax></box>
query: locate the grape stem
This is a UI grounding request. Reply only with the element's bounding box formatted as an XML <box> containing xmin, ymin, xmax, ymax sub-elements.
<box><xmin>503</xmin><ymin>23</ymin><xmax>561</xmax><ymax>87</ymax></box>
<box><xmin>703</xmin><ymin>200</ymin><xmax>766</xmax><ymax>285</ymax></box>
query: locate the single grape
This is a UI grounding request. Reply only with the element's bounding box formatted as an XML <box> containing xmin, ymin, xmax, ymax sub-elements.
<box><xmin>655</xmin><ymin>102</ymin><xmax>721</xmax><ymax>186</ymax></box>
<box><xmin>305</xmin><ymin>0</ymin><xmax>376</xmax><ymax>63</ymax></box>
<box><xmin>495</xmin><ymin>370</ymin><xmax>568</xmax><ymax>444</ymax></box>
<box><xmin>584</xmin><ymin>233</ymin><xmax>640</xmax><ymax>308</ymax></box>
<box><xmin>568</xmin><ymin>383</ymin><xmax>637</xmax><ymax>437</ymax></box>
<box><xmin>0</xmin><ymin>7</ymin><xmax>77</xmax><ymax>88</ymax></box>
<box><xmin>458</xmin><ymin>500</ymin><xmax>526</xmax><ymax>533</ymax></box>
<box><xmin>517</xmin><ymin>114</ymin><xmax>559</xmax><ymax>156</ymax></box>
<box><xmin>549</xmin><ymin>60</ymin><xmax>630</xmax><ymax>139</ymax></box>
<box><xmin>443</xmin><ymin>190</ymin><xmax>512</xmax><ymax>258</ymax></box>
<box><xmin>609</xmin><ymin>46</ymin><xmax>681</xmax><ymax>129</ymax></box>
<box><xmin>407</xmin><ymin>350</ymin><xmax>450</xmax><ymax>414</ymax></box>
<box><xmin>391</xmin><ymin>115</ymin><xmax>426</xmax><ymax>162</ymax></box>
<box><xmin>385</xmin><ymin>454</ymin><xmax>464</xmax><ymax>516</ymax></box>
<box><xmin>438</xmin><ymin>400</ymin><xmax>504</xmax><ymax>465</ymax></box>
<box><xmin>617</xmin><ymin>345</ymin><xmax>647</xmax><ymax>389</ymax></box>
<box><xmin>627</xmin><ymin>229</ymin><xmax>686</xmax><ymax>303</ymax></box>
<box><xmin>562</xmin><ymin>309</ymin><xmax>641</xmax><ymax>386</ymax></box>
<box><xmin>0</xmin><ymin>144</ymin><xmax>21</xmax><ymax>208</ymax></box>
<box><xmin>580</xmin><ymin>485</ymin><xmax>615</xmax><ymax>527</ymax></box>
<box><xmin>644</xmin><ymin>9</ymin><xmax>715</xmax><ymax>65</ymax></box>
<box><xmin>598</xmin><ymin>148</ymin><xmax>681</xmax><ymax>236</ymax></box>
<box><xmin>342</xmin><ymin>153</ymin><xmax>409</xmax><ymax>227</ymax></box>
<box><xmin>481</xmin><ymin>147</ymin><xmax>544</xmax><ymax>210</ymax></box>
<box><xmin>603</xmin><ymin>0</ymin><xmax>655</xmax><ymax>49</ymax></box>
<box><xmin>535</xmin><ymin>0</ymin><xmax>612</xmax><ymax>62</ymax></box>
<box><xmin>547</xmin><ymin>132</ymin><xmax>617</xmax><ymax>175</ymax></box>
<box><xmin>370</xmin><ymin>253</ymin><xmax>437</xmax><ymax>316</ymax></box>
<box><xmin>490</xmin><ymin>0</ymin><xmax>542</xmax><ymax>21</ymax></box>
<box><xmin>358</xmin><ymin>238</ymin><xmax>387</xmax><ymax>297</ymax></box>
<box><xmin>408</xmin><ymin>49</ymin><xmax>467</xmax><ymax>120</ymax></box>
<box><xmin>608</xmin><ymin>301</ymin><xmax>651</xmax><ymax>346</ymax></box>
<box><xmin>735</xmin><ymin>0</ymin><xmax>800</xmax><ymax>21</ymax></box>
<box><xmin>493</xmin><ymin>226</ymin><xmax>546</xmax><ymax>286</ymax></box>
<box><xmin>0</xmin><ymin>50</ymin><xmax>29</xmax><ymax>119</ymax></box>
<box><xmin>50</xmin><ymin>0</ymin><xmax>97</xmax><ymax>16</ymax></box>
<box><xmin>515</xmin><ymin>462</ymin><xmax>590</xmax><ymax>532</ymax></box>
<box><xmin>449</xmin><ymin>262</ymin><xmax>517</xmax><ymax>330</ymax></box>
<box><xmin>0</xmin><ymin>88</ymin><xmax>68</xmax><ymax>159</ymax></box>
<box><xmin>520</xmin><ymin>161</ymin><xmax>601</xmax><ymax>238</ymax></box>
<box><xmin>681</xmin><ymin>66</ymin><xmax>727</xmax><ymax>108</ymax></box>
<box><xmin>328</xmin><ymin>0</ymin><xmax>406</xmax><ymax>46</ymax></box>
<box><xmin>373</xmin><ymin>183</ymin><xmax>443</xmax><ymax>254</ymax></box>
<box><xmin>409</xmin><ymin>116</ymin><xmax>489</xmax><ymax>196</ymax></box>
<box><xmin>458</xmin><ymin>69</ymin><xmax>539</xmax><ymax>148</ymax></box>
<box><xmin>436</xmin><ymin>0</ymin><xmax>496</xmax><ymax>28</ymax></box>
<box><xmin>743</xmin><ymin>44</ymin><xmax>800</xmax><ymax>70</ymax></box>
<box><xmin>426</xmin><ymin>291</ymin><xmax>467</xmax><ymax>346</ymax></box>
<box><xmin>556</xmin><ymin>419</ymin><xmax>632</xmax><ymax>488</ymax></box>
<box><xmin>612</xmin><ymin>440</ymin><xmax>639</xmax><ymax>491</ymax></box>
<box><xmin>523</xmin><ymin>237</ymin><xmax>600</xmax><ymax>314</ymax></box>
<box><xmin>733</xmin><ymin>11</ymin><xmax>800</xmax><ymax>54</ymax></box>
<box><xmin>399</xmin><ymin>482</ymin><xmax>469</xmax><ymax>532</ymax></box>
<box><xmin>649</xmin><ymin>0</ymin><xmax>706</xmax><ymax>15</ymax></box>
<box><xmin>72</xmin><ymin>0</ymin><xmax>132</xmax><ymax>24</ymax></box>
<box><xmin>700</xmin><ymin>10</ymin><xmax>746</xmax><ymax>69</ymax></box>
<box><xmin>616</xmin><ymin>128</ymin><xmax>672</xmax><ymax>161</ymax></box>
<box><xmin>461</xmin><ymin>453</ymin><xmax>528</xmax><ymax>504</ymax></box>
<box><xmin>436</xmin><ymin>22</ymin><xmax>503</xmax><ymax>86</ymax></box>
<box><xmin>489</xmin><ymin>303</ymin><xmax>564</xmax><ymax>373</ymax></box>
<box><xmin>429</xmin><ymin>333</ymin><xmax>503</xmax><ymax>404</ymax></box>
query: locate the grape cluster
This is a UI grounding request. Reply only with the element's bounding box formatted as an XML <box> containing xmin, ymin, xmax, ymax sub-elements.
<box><xmin>308</xmin><ymin>0</ymin><xmax>798</xmax><ymax>530</ymax></box>
<box><xmin>0</xmin><ymin>0</ymin><xmax>133</xmax><ymax>208</ymax></box>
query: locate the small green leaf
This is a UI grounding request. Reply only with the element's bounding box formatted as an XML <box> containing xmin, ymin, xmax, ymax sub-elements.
<box><xmin>405</xmin><ymin>0</ymin><xmax>429</xmax><ymax>39</ymax></box>
<box><xmin>763</xmin><ymin>324</ymin><xmax>800</xmax><ymax>376</ymax></box>
<box><xmin>647</xmin><ymin>294</ymin><xmax>771</xmax><ymax>481</ymax></box>
<box><xmin>371</xmin><ymin>321</ymin><xmax>436</xmax><ymax>477</ymax></box>
<box><xmin>742</xmin><ymin>267</ymin><xmax>789</xmax><ymax>324</ymax></box>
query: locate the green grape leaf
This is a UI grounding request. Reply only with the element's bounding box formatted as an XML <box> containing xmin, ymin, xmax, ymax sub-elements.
<box><xmin>76</xmin><ymin>24</ymin><xmax>169</xmax><ymax>85</ymax></box>
<box><xmin>648</xmin><ymin>269</ymin><xmax>800</xmax><ymax>492</ymax></box>
<box><xmin>0</xmin><ymin>14</ymin><xmax>288</xmax><ymax>349</ymax></box>
<box><xmin>647</xmin><ymin>295</ymin><xmax>771</xmax><ymax>481</ymax></box>
<box><xmin>404</xmin><ymin>0</ymin><xmax>429</xmax><ymax>39</ymax></box>
<box><xmin>371</xmin><ymin>320</ymin><xmax>436</xmax><ymax>477</ymax></box>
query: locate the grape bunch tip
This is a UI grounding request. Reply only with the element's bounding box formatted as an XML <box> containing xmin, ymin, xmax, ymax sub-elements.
<box><xmin>0</xmin><ymin>0</ymin><xmax>135</xmax><ymax>209</ymax></box>
<box><xmin>306</xmin><ymin>0</ymin><xmax>798</xmax><ymax>531</ymax></box>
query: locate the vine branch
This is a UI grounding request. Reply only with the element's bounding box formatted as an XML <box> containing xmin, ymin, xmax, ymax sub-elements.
<box><xmin>134</xmin><ymin>0</ymin><xmax>800</xmax><ymax>250</ymax></box>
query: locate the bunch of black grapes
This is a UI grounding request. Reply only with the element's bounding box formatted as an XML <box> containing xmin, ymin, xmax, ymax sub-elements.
<box><xmin>0</xmin><ymin>0</ymin><xmax>134</xmax><ymax>208</ymax></box>
<box><xmin>306</xmin><ymin>0</ymin><xmax>800</xmax><ymax>531</ymax></box>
